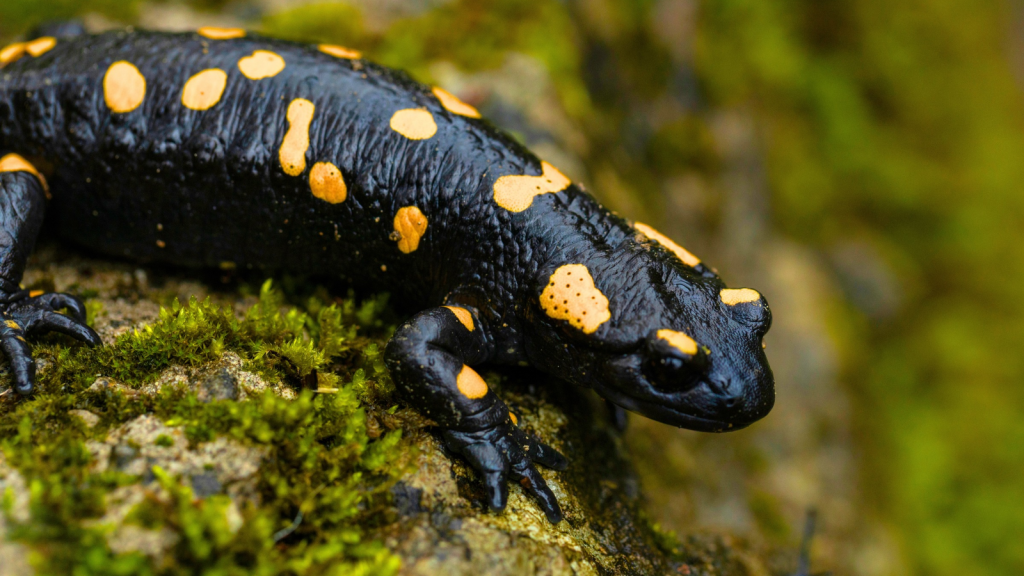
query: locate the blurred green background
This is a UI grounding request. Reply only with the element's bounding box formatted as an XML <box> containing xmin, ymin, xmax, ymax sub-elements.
<box><xmin>3</xmin><ymin>1</ymin><xmax>1022</xmax><ymax>574</ymax></box>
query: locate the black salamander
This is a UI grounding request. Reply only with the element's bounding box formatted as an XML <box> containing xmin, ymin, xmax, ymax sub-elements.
<box><xmin>0</xmin><ymin>25</ymin><xmax>775</xmax><ymax>523</ymax></box>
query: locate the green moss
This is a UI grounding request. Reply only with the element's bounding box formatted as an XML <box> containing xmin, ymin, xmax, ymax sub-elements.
<box><xmin>0</xmin><ymin>281</ymin><xmax>408</xmax><ymax>575</ymax></box>
<box><xmin>0</xmin><ymin>0</ymin><xmax>141</xmax><ymax>39</ymax></box>
<box><xmin>261</xmin><ymin>2</ymin><xmax>368</xmax><ymax>47</ymax></box>
<box><xmin>153</xmin><ymin>434</ymin><xmax>174</xmax><ymax>448</ymax></box>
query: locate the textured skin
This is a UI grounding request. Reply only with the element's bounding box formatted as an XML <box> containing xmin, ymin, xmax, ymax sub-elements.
<box><xmin>0</xmin><ymin>27</ymin><xmax>775</xmax><ymax>523</ymax></box>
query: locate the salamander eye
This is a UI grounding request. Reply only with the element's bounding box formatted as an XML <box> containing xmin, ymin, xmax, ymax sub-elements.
<box><xmin>642</xmin><ymin>329</ymin><xmax>708</xmax><ymax>393</ymax></box>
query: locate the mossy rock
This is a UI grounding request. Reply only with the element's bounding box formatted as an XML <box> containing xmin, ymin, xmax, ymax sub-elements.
<box><xmin>0</xmin><ymin>246</ymin><xmax>777</xmax><ymax>575</ymax></box>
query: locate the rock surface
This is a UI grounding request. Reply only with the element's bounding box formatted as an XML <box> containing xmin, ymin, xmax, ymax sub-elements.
<box><xmin>0</xmin><ymin>248</ymin><xmax>787</xmax><ymax>574</ymax></box>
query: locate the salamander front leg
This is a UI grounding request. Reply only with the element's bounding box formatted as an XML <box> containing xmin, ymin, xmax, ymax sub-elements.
<box><xmin>0</xmin><ymin>156</ymin><xmax>102</xmax><ymax>394</ymax></box>
<box><xmin>385</xmin><ymin>305</ymin><xmax>568</xmax><ymax>523</ymax></box>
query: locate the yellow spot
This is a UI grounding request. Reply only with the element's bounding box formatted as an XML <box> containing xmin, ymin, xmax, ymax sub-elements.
<box><xmin>103</xmin><ymin>61</ymin><xmax>146</xmax><ymax>114</ymax></box>
<box><xmin>509</xmin><ymin>411</ymin><xmax>518</xmax><ymax>426</ymax></box>
<box><xmin>309</xmin><ymin>162</ymin><xmax>347</xmax><ymax>204</ymax></box>
<box><xmin>456</xmin><ymin>365</ymin><xmax>488</xmax><ymax>399</ymax></box>
<box><xmin>656</xmin><ymin>329</ymin><xmax>698</xmax><ymax>356</ymax></box>
<box><xmin>198</xmin><ymin>27</ymin><xmax>245</xmax><ymax>40</ymax></box>
<box><xmin>540</xmin><ymin>264</ymin><xmax>611</xmax><ymax>334</ymax></box>
<box><xmin>238</xmin><ymin>50</ymin><xmax>285</xmax><ymax>80</ymax></box>
<box><xmin>444</xmin><ymin>306</ymin><xmax>474</xmax><ymax>331</ymax></box>
<box><xmin>5</xmin><ymin>321</ymin><xmax>19</xmax><ymax>330</ymax></box>
<box><xmin>219</xmin><ymin>261</ymin><xmax>236</xmax><ymax>270</ymax></box>
<box><xmin>393</xmin><ymin>206</ymin><xmax>428</xmax><ymax>253</ymax></box>
<box><xmin>28</xmin><ymin>290</ymin><xmax>44</xmax><ymax>298</ymax></box>
<box><xmin>432</xmin><ymin>86</ymin><xmax>480</xmax><ymax>118</ymax></box>
<box><xmin>493</xmin><ymin>161</ymin><xmax>570</xmax><ymax>213</ymax></box>
<box><xmin>280</xmin><ymin>98</ymin><xmax>315</xmax><ymax>176</ymax></box>
<box><xmin>390</xmin><ymin>108</ymin><xmax>437</xmax><ymax>140</ymax></box>
<box><xmin>0</xmin><ymin>153</ymin><xmax>48</xmax><ymax>195</ymax></box>
<box><xmin>25</xmin><ymin>37</ymin><xmax>56</xmax><ymax>57</ymax></box>
<box><xmin>319</xmin><ymin>44</ymin><xmax>362</xmax><ymax>59</ymax></box>
<box><xmin>635</xmin><ymin>223</ymin><xmax>701</xmax><ymax>267</ymax></box>
<box><xmin>156</xmin><ymin>240</ymin><xmax>166</xmax><ymax>248</ymax></box>
<box><xmin>0</xmin><ymin>43</ymin><xmax>26</xmax><ymax>67</ymax></box>
<box><xmin>720</xmin><ymin>288</ymin><xmax>762</xmax><ymax>306</ymax></box>
<box><xmin>181</xmin><ymin>68</ymin><xmax>228</xmax><ymax>111</ymax></box>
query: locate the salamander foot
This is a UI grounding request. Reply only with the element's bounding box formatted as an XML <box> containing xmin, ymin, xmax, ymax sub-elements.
<box><xmin>0</xmin><ymin>291</ymin><xmax>101</xmax><ymax>394</ymax></box>
<box><xmin>443</xmin><ymin>417</ymin><xmax>569</xmax><ymax>524</ymax></box>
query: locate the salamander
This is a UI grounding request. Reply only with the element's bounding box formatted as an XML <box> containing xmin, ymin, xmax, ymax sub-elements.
<box><xmin>0</xmin><ymin>23</ymin><xmax>775</xmax><ymax>523</ymax></box>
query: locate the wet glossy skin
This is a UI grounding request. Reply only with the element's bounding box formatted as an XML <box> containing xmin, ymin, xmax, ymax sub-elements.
<box><xmin>0</xmin><ymin>25</ymin><xmax>774</xmax><ymax>523</ymax></box>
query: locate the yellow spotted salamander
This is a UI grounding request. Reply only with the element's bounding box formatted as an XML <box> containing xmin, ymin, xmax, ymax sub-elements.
<box><xmin>0</xmin><ymin>24</ymin><xmax>774</xmax><ymax>523</ymax></box>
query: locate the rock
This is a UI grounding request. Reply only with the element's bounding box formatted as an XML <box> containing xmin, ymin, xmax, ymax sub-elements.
<box><xmin>374</xmin><ymin>375</ymin><xmax>707</xmax><ymax>576</ymax></box>
<box><xmin>0</xmin><ymin>456</ymin><xmax>30</xmax><ymax>528</ymax></box>
<box><xmin>190</xmin><ymin>472</ymin><xmax>223</xmax><ymax>498</ymax></box>
<box><xmin>69</xmin><ymin>409</ymin><xmax>101</xmax><ymax>428</ymax></box>
<box><xmin>96</xmin><ymin>415</ymin><xmax>266</xmax><ymax>504</ymax></box>
<box><xmin>88</xmin><ymin>376</ymin><xmax>133</xmax><ymax>395</ymax></box>
<box><xmin>107</xmin><ymin>525</ymin><xmax>179</xmax><ymax>561</ymax></box>
<box><xmin>0</xmin><ymin>456</ymin><xmax>33</xmax><ymax>576</ymax></box>
<box><xmin>195</xmin><ymin>367</ymin><xmax>238</xmax><ymax>402</ymax></box>
<box><xmin>2</xmin><ymin>244</ymin><xmax>783</xmax><ymax>574</ymax></box>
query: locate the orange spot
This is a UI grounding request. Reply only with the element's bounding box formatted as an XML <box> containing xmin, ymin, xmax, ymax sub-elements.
<box><xmin>28</xmin><ymin>290</ymin><xmax>44</xmax><ymax>298</ymax></box>
<box><xmin>0</xmin><ymin>43</ymin><xmax>26</xmax><ymax>67</ymax></box>
<box><xmin>635</xmin><ymin>223</ymin><xmax>701</xmax><ymax>267</ymax></box>
<box><xmin>0</xmin><ymin>154</ymin><xmax>48</xmax><ymax>196</ymax></box>
<box><xmin>309</xmin><ymin>162</ymin><xmax>347</xmax><ymax>203</ymax></box>
<box><xmin>318</xmin><ymin>44</ymin><xmax>362</xmax><ymax>59</ymax></box>
<box><xmin>198</xmin><ymin>27</ymin><xmax>245</xmax><ymax>40</ymax></box>
<box><xmin>156</xmin><ymin>240</ymin><xmax>166</xmax><ymax>248</ymax></box>
<box><xmin>389</xmin><ymin>108</ymin><xmax>437</xmax><ymax>140</ymax></box>
<box><xmin>456</xmin><ymin>365</ymin><xmax>488</xmax><ymax>399</ymax></box>
<box><xmin>509</xmin><ymin>411</ymin><xmax>518</xmax><ymax>426</ymax></box>
<box><xmin>393</xmin><ymin>206</ymin><xmax>428</xmax><ymax>253</ymax></box>
<box><xmin>656</xmin><ymin>329</ymin><xmax>698</xmax><ymax>356</ymax></box>
<box><xmin>238</xmin><ymin>50</ymin><xmax>285</xmax><ymax>80</ymax></box>
<box><xmin>432</xmin><ymin>86</ymin><xmax>480</xmax><ymax>118</ymax></box>
<box><xmin>444</xmin><ymin>306</ymin><xmax>474</xmax><ymax>331</ymax></box>
<box><xmin>25</xmin><ymin>37</ymin><xmax>56</xmax><ymax>57</ymax></box>
<box><xmin>103</xmin><ymin>61</ymin><xmax>146</xmax><ymax>114</ymax></box>
<box><xmin>280</xmin><ymin>99</ymin><xmax>315</xmax><ymax>176</ymax></box>
<box><xmin>181</xmin><ymin>68</ymin><xmax>228</xmax><ymax>111</ymax></box>
<box><xmin>720</xmin><ymin>288</ymin><xmax>761</xmax><ymax>306</ymax></box>
<box><xmin>493</xmin><ymin>161</ymin><xmax>570</xmax><ymax>212</ymax></box>
<box><xmin>539</xmin><ymin>264</ymin><xmax>610</xmax><ymax>334</ymax></box>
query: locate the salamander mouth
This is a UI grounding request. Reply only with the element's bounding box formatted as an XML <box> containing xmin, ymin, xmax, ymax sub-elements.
<box><xmin>596</xmin><ymin>354</ymin><xmax>764</xmax><ymax>432</ymax></box>
<box><xmin>591</xmin><ymin>381</ymin><xmax>752</xmax><ymax>432</ymax></box>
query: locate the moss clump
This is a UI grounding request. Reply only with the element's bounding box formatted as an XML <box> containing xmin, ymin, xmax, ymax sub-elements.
<box><xmin>0</xmin><ymin>281</ymin><xmax>409</xmax><ymax>575</ymax></box>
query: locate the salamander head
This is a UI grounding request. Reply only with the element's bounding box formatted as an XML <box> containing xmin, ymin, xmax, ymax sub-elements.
<box><xmin>596</xmin><ymin>274</ymin><xmax>775</xmax><ymax>432</ymax></box>
<box><xmin>529</xmin><ymin>230</ymin><xmax>774</xmax><ymax>432</ymax></box>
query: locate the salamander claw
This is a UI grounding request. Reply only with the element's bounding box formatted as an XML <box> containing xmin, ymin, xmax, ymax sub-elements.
<box><xmin>442</xmin><ymin>415</ymin><xmax>566</xmax><ymax>523</ymax></box>
<box><xmin>0</xmin><ymin>291</ymin><xmax>101</xmax><ymax>394</ymax></box>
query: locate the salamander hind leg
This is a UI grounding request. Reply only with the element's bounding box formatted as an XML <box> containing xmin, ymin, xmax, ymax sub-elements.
<box><xmin>385</xmin><ymin>305</ymin><xmax>568</xmax><ymax>523</ymax></box>
<box><xmin>0</xmin><ymin>155</ymin><xmax>101</xmax><ymax>395</ymax></box>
